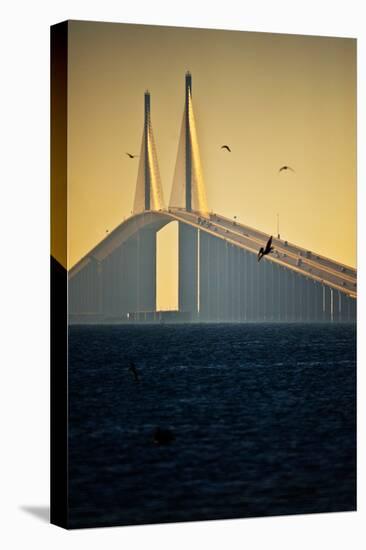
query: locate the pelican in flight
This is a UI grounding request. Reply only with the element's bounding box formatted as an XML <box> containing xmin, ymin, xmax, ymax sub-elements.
<box><xmin>125</xmin><ymin>152</ymin><xmax>139</xmax><ymax>159</ymax></box>
<box><xmin>279</xmin><ymin>165</ymin><xmax>295</xmax><ymax>172</ymax></box>
<box><xmin>258</xmin><ymin>236</ymin><xmax>274</xmax><ymax>262</ymax></box>
<box><xmin>221</xmin><ymin>145</ymin><xmax>231</xmax><ymax>152</ymax></box>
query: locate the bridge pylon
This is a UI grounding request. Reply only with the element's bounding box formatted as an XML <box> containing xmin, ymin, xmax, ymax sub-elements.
<box><xmin>133</xmin><ymin>91</ymin><xmax>165</xmax><ymax>214</ymax></box>
<box><xmin>169</xmin><ymin>72</ymin><xmax>209</xmax><ymax>216</ymax></box>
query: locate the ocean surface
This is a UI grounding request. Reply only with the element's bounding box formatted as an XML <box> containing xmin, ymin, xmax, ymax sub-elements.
<box><xmin>68</xmin><ymin>323</ymin><xmax>356</xmax><ymax>528</ymax></box>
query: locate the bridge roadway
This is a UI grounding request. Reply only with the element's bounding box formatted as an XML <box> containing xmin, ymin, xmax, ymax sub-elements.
<box><xmin>166</xmin><ymin>208</ymin><xmax>357</xmax><ymax>299</ymax></box>
<box><xmin>69</xmin><ymin>207</ymin><xmax>356</xmax><ymax>300</ymax></box>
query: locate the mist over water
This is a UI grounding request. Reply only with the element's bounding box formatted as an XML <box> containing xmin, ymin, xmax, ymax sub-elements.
<box><xmin>68</xmin><ymin>323</ymin><xmax>356</xmax><ymax>528</ymax></box>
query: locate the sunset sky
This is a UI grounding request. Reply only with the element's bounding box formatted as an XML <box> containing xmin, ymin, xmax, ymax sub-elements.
<box><xmin>67</xmin><ymin>21</ymin><xmax>356</xmax><ymax>310</ymax></box>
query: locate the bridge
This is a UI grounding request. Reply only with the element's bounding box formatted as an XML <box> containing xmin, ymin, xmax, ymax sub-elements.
<box><xmin>69</xmin><ymin>73</ymin><xmax>357</xmax><ymax>323</ymax></box>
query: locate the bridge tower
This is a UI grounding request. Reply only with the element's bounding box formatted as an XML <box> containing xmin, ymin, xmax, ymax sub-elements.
<box><xmin>133</xmin><ymin>91</ymin><xmax>165</xmax><ymax>213</ymax></box>
<box><xmin>144</xmin><ymin>91</ymin><xmax>151</xmax><ymax>210</ymax></box>
<box><xmin>185</xmin><ymin>72</ymin><xmax>192</xmax><ymax>212</ymax></box>
<box><xmin>169</xmin><ymin>72</ymin><xmax>210</xmax><ymax>315</ymax></box>
<box><xmin>169</xmin><ymin>72</ymin><xmax>209</xmax><ymax>215</ymax></box>
<box><xmin>128</xmin><ymin>91</ymin><xmax>165</xmax><ymax>313</ymax></box>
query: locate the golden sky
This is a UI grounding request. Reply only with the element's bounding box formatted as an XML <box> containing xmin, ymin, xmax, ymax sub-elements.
<box><xmin>67</xmin><ymin>21</ymin><xmax>356</xmax><ymax>310</ymax></box>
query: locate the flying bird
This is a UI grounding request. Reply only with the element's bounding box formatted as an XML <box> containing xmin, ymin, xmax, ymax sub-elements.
<box><xmin>258</xmin><ymin>236</ymin><xmax>274</xmax><ymax>262</ymax></box>
<box><xmin>279</xmin><ymin>165</ymin><xmax>295</xmax><ymax>172</ymax></box>
<box><xmin>221</xmin><ymin>145</ymin><xmax>231</xmax><ymax>152</ymax></box>
<box><xmin>125</xmin><ymin>153</ymin><xmax>139</xmax><ymax>159</ymax></box>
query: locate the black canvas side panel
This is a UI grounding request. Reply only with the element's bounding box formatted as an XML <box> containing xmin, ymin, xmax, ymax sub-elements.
<box><xmin>50</xmin><ymin>20</ymin><xmax>68</xmax><ymax>529</ymax></box>
<box><xmin>50</xmin><ymin>257</ymin><xmax>68</xmax><ymax>528</ymax></box>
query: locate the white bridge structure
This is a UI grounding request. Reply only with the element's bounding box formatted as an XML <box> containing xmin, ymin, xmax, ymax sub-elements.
<box><xmin>69</xmin><ymin>73</ymin><xmax>356</xmax><ymax>323</ymax></box>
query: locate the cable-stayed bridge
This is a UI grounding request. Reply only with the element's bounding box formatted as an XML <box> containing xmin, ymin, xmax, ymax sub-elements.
<box><xmin>69</xmin><ymin>73</ymin><xmax>356</xmax><ymax>323</ymax></box>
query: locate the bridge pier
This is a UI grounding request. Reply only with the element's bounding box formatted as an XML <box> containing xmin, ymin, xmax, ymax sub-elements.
<box><xmin>199</xmin><ymin>229</ymin><xmax>209</xmax><ymax>320</ymax></box>
<box><xmin>247</xmin><ymin>250</ymin><xmax>256</xmax><ymax>321</ymax></box>
<box><xmin>225</xmin><ymin>241</ymin><xmax>233</xmax><ymax>321</ymax></box>
<box><xmin>286</xmin><ymin>269</ymin><xmax>295</xmax><ymax>322</ymax></box>
<box><xmin>216</xmin><ymin>239</ymin><xmax>227</xmax><ymax>320</ymax></box>
<box><xmin>119</xmin><ymin>229</ymin><xmax>156</xmax><ymax>314</ymax></box>
<box><xmin>101</xmin><ymin>239</ymin><xmax>135</xmax><ymax>316</ymax></box>
<box><xmin>69</xmin><ymin>227</ymin><xmax>157</xmax><ymax>319</ymax></box>
<box><xmin>179</xmin><ymin>223</ymin><xmax>198</xmax><ymax>315</ymax></box>
<box><xmin>349</xmin><ymin>295</ymin><xmax>354</xmax><ymax>321</ymax></box>
<box><xmin>233</xmin><ymin>245</ymin><xmax>241</xmax><ymax>321</ymax></box>
<box><xmin>137</xmin><ymin>228</ymin><xmax>156</xmax><ymax>312</ymax></box>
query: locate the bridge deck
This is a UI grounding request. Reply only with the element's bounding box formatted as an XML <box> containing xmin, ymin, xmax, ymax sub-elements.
<box><xmin>69</xmin><ymin>208</ymin><xmax>356</xmax><ymax>299</ymax></box>
<box><xmin>167</xmin><ymin>209</ymin><xmax>356</xmax><ymax>299</ymax></box>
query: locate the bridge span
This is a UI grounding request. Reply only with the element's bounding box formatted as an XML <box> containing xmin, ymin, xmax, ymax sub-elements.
<box><xmin>170</xmin><ymin>209</ymin><xmax>357</xmax><ymax>299</ymax></box>
<box><xmin>69</xmin><ymin>207</ymin><xmax>356</xmax><ymax>323</ymax></box>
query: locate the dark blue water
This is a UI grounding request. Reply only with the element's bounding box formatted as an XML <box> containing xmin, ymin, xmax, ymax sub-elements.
<box><xmin>68</xmin><ymin>323</ymin><xmax>356</xmax><ymax>528</ymax></box>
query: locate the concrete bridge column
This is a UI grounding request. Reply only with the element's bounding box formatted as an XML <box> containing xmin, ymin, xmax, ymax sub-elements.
<box><xmin>247</xmin><ymin>251</ymin><xmax>256</xmax><ymax>321</ymax></box>
<box><xmin>216</xmin><ymin>239</ymin><xmax>228</xmax><ymax>321</ymax></box>
<box><xmin>137</xmin><ymin>228</ymin><xmax>156</xmax><ymax>312</ymax></box>
<box><xmin>179</xmin><ymin>222</ymin><xmax>198</xmax><ymax>315</ymax></box>
<box><xmin>349</xmin><ymin>295</ymin><xmax>356</xmax><ymax>322</ymax></box>
<box><xmin>95</xmin><ymin>260</ymin><xmax>103</xmax><ymax>314</ymax></box>
<box><xmin>107</xmin><ymin>228</ymin><xmax>156</xmax><ymax>315</ymax></box>
<box><xmin>199</xmin><ymin>229</ymin><xmax>209</xmax><ymax>320</ymax></box>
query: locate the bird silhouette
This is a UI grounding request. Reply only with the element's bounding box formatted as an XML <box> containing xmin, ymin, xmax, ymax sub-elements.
<box><xmin>258</xmin><ymin>236</ymin><xmax>274</xmax><ymax>262</ymax></box>
<box><xmin>279</xmin><ymin>165</ymin><xmax>295</xmax><ymax>172</ymax></box>
<box><xmin>221</xmin><ymin>145</ymin><xmax>231</xmax><ymax>152</ymax></box>
<box><xmin>125</xmin><ymin>153</ymin><xmax>139</xmax><ymax>159</ymax></box>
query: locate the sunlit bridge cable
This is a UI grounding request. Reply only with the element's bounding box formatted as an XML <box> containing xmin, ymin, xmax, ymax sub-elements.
<box><xmin>188</xmin><ymin>92</ymin><xmax>209</xmax><ymax>216</ymax></box>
